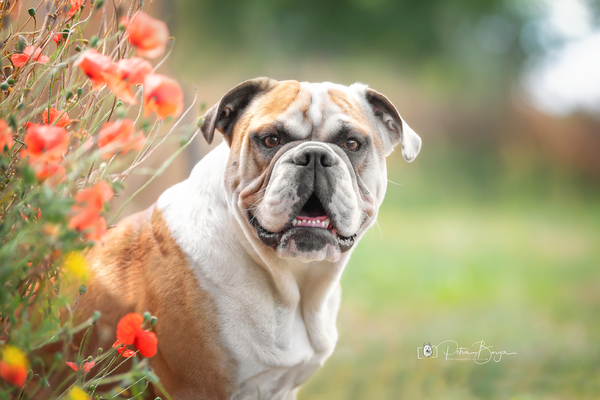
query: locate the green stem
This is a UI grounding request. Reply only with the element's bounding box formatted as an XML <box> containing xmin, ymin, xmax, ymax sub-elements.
<box><xmin>109</xmin><ymin>129</ymin><xmax>200</xmax><ymax>225</ymax></box>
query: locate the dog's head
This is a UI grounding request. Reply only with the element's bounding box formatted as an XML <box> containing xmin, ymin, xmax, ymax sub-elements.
<box><xmin>201</xmin><ymin>78</ymin><xmax>421</xmax><ymax>262</ymax></box>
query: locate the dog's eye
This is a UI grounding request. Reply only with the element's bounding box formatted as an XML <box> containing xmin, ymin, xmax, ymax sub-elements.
<box><xmin>344</xmin><ymin>138</ymin><xmax>360</xmax><ymax>151</ymax></box>
<box><xmin>263</xmin><ymin>135</ymin><xmax>279</xmax><ymax>148</ymax></box>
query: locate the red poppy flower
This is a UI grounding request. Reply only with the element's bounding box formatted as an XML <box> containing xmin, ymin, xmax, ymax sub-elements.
<box><xmin>122</xmin><ymin>12</ymin><xmax>169</xmax><ymax>59</ymax></box>
<box><xmin>76</xmin><ymin>50</ymin><xmax>119</xmax><ymax>90</ymax></box>
<box><xmin>0</xmin><ymin>362</ymin><xmax>27</xmax><ymax>387</ymax></box>
<box><xmin>112</xmin><ymin>341</ymin><xmax>137</xmax><ymax>358</ymax></box>
<box><xmin>20</xmin><ymin>124</ymin><xmax>69</xmax><ymax>165</ymax></box>
<box><xmin>0</xmin><ymin>346</ymin><xmax>28</xmax><ymax>388</ymax></box>
<box><xmin>11</xmin><ymin>46</ymin><xmax>50</xmax><ymax>67</ymax></box>
<box><xmin>33</xmin><ymin>162</ymin><xmax>66</xmax><ymax>184</ymax></box>
<box><xmin>85</xmin><ymin>216</ymin><xmax>107</xmax><ymax>243</ymax></box>
<box><xmin>52</xmin><ymin>33</ymin><xmax>65</xmax><ymax>45</ymax></box>
<box><xmin>98</xmin><ymin>119</ymin><xmax>145</xmax><ymax>159</ymax></box>
<box><xmin>116</xmin><ymin>313</ymin><xmax>157</xmax><ymax>358</ymax></box>
<box><xmin>0</xmin><ymin>119</ymin><xmax>13</xmax><ymax>153</ymax></box>
<box><xmin>42</xmin><ymin>107</ymin><xmax>73</xmax><ymax>128</ymax></box>
<box><xmin>68</xmin><ymin>181</ymin><xmax>114</xmax><ymax>242</ymax></box>
<box><xmin>67</xmin><ymin>0</ymin><xmax>84</xmax><ymax>19</ymax></box>
<box><xmin>66</xmin><ymin>361</ymin><xmax>95</xmax><ymax>372</ymax></box>
<box><xmin>83</xmin><ymin>135</ymin><xmax>94</xmax><ymax>151</ymax></box>
<box><xmin>143</xmin><ymin>74</ymin><xmax>184</xmax><ymax>119</ymax></box>
<box><xmin>107</xmin><ymin>57</ymin><xmax>154</xmax><ymax>104</ymax></box>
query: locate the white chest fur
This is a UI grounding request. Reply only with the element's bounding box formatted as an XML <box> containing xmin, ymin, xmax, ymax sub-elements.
<box><xmin>157</xmin><ymin>143</ymin><xmax>344</xmax><ymax>399</ymax></box>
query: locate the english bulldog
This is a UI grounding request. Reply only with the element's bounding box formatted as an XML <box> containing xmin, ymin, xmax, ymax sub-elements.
<box><xmin>76</xmin><ymin>77</ymin><xmax>421</xmax><ymax>399</ymax></box>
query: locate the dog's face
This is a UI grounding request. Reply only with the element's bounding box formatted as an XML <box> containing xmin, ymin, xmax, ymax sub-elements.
<box><xmin>423</xmin><ymin>343</ymin><xmax>433</xmax><ymax>357</ymax></box>
<box><xmin>201</xmin><ymin>78</ymin><xmax>421</xmax><ymax>262</ymax></box>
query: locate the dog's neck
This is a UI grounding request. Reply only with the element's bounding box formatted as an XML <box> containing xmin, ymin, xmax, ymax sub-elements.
<box><xmin>156</xmin><ymin>142</ymin><xmax>346</xmax><ymax>383</ymax></box>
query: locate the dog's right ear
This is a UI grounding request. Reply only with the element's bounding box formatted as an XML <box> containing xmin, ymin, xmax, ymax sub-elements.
<box><xmin>201</xmin><ymin>77</ymin><xmax>277</xmax><ymax>145</ymax></box>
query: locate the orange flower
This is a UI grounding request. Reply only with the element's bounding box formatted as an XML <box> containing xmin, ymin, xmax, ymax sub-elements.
<box><xmin>116</xmin><ymin>313</ymin><xmax>157</xmax><ymax>358</ymax></box>
<box><xmin>68</xmin><ymin>181</ymin><xmax>114</xmax><ymax>242</ymax></box>
<box><xmin>98</xmin><ymin>119</ymin><xmax>145</xmax><ymax>159</ymax></box>
<box><xmin>0</xmin><ymin>346</ymin><xmax>29</xmax><ymax>387</ymax></box>
<box><xmin>112</xmin><ymin>341</ymin><xmax>137</xmax><ymax>358</ymax></box>
<box><xmin>66</xmin><ymin>361</ymin><xmax>95</xmax><ymax>372</ymax></box>
<box><xmin>107</xmin><ymin>57</ymin><xmax>154</xmax><ymax>104</ymax></box>
<box><xmin>76</xmin><ymin>50</ymin><xmax>118</xmax><ymax>90</ymax></box>
<box><xmin>11</xmin><ymin>46</ymin><xmax>50</xmax><ymax>67</ymax></box>
<box><xmin>42</xmin><ymin>107</ymin><xmax>73</xmax><ymax>128</ymax></box>
<box><xmin>143</xmin><ymin>74</ymin><xmax>183</xmax><ymax>119</ymax></box>
<box><xmin>0</xmin><ymin>119</ymin><xmax>13</xmax><ymax>153</ymax></box>
<box><xmin>67</xmin><ymin>0</ymin><xmax>84</xmax><ymax>19</ymax></box>
<box><xmin>20</xmin><ymin>124</ymin><xmax>69</xmax><ymax>165</ymax></box>
<box><xmin>122</xmin><ymin>12</ymin><xmax>169</xmax><ymax>59</ymax></box>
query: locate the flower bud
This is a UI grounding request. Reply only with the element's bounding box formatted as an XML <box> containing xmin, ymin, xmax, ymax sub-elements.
<box><xmin>54</xmin><ymin>353</ymin><xmax>63</xmax><ymax>362</ymax></box>
<box><xmin>95</xmin><ymin>0</ymin><xmax>105</xmax><ymax>10</ymax></box>
<box><xmin>196</xmin><ymin>116</ymin><xmax>205</xmax><ymax>128</ymax></box>
<box><xmin>65</xmin><ymin>91</ymin><xmax>74</xmax><ymax>101</ymax></box>
<box><xmin>79</xmin><ymin>285</ymin><xmax>87</xmax><ymax>294</ymax></box>
<box><xmin>16</xmin><ymin>37</ymin><xmax>26</xmax><ymax>52</ymax></box>
<box><xmin>75</xmin><ymin>45</ymin><xmax>82</xmax><ymax>52</ymax></box>
<box><xmin>143</xmin><ymin>311</ymin><xmax>151</xmax><ymax>322</ymax></box>
<box><xmin>0</xmin><ymin>82</ymin><xmax>9</xmax><ymax>90</ymax></box>
<box><xmin>150</xmin><ymin>316</ymin><xmax>158</xmax><ymax>326</ymax></box>
<box><xmin>116</xmin><ymin>100</ymin><xmax>123</xmax><ymax>107</ymax></box>
<box><xmin>90</xmin><ymin>385</ymin><xmax>96</xmax><ymax>391</ymax></box>
<box><xmin>92</xmin><ymin>310</ymin><xmax>101</xmax><ymax>321</ymax></box>
<box><xmin>90</xmin><ymin>36</ymin><xmax>99</xmax><ymax>48</ymax></box>
<box><xmin>77</xmin><ymin>87</ymin><xmax>84</xmax><ymax>98</ymax></box>
<box><xmin>97</xmin><ymin>348</ymin><xmax>103</xmax><ymax>355</ymax></box>
<box><xmin>28</xmin><ymin>8</ymin><xmax>36</xmax><ymax>17</ymax></box>
<box><xmin>8</xmin><ymin>79</ymin><xmax>15</xmax><ymax>85</ymax></box>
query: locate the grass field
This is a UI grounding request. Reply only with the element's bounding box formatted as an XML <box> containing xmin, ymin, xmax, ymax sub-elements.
<box><xmin>299</xmin><ymin>150</ymin><xmax>600</xmax><ymax>400</ymax></box>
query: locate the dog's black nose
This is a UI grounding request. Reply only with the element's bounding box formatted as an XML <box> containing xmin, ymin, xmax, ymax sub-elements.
<box><xmin>292</xmin><ymin>146</ymin><xmax>336</xmax><ymax>167</ymax></box>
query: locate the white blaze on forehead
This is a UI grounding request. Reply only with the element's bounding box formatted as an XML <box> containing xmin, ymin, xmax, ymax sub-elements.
<box><xmin>277</xmin><ymin>82</ymin><xmax>367</xmax><ymax>140</ymax></box>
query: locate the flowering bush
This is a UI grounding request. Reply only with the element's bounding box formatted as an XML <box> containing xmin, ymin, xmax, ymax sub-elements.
<box><xmin>0</xmin><ymin>1</ymin><xmax>201</xmax><ymax>398</ymax></box>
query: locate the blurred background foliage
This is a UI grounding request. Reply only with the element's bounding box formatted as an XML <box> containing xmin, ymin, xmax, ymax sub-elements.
<box><xmin>113</xmin><ymin>0</ymin><xmax>600</xmax><ymax>398</ymax></box>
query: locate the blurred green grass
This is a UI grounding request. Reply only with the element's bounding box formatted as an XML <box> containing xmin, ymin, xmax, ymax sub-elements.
<box><xmin>299</xmin><ymin>148</ymin><xmax>600</xmax><ymax>400</ymax></box>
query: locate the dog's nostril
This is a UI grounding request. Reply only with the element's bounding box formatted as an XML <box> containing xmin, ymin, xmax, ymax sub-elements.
<box><xmin>293</xmin><ymin>149</ymin><xmax>335</xmax><ymax>167</ymax></box>
<box><xmin>293</xmin><ymin>152</ymin><xmax>311</xmax><ymax>166</ymax></box>
<box><xmin>320</xmin><ymin>153</ymin><xmax>334</xmax><ymax>167</ymax></box>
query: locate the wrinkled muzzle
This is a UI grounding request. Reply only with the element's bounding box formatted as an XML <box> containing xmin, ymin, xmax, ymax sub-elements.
<box><xmin>245</xmin><ymin>142</ymin><xmax>366</xmax><ymax>258</ymax></box>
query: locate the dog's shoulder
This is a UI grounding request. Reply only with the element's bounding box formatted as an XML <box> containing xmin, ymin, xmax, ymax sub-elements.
<box><xmin>80</xmin><ymin>205</ymin><xmax>238</xmax><ymax>398</ymax></box>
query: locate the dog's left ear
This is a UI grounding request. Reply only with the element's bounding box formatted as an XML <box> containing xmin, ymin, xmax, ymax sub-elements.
<box><xmin>201</xmin><ymin>77</ymin><xmax>277</xmax><ymax>145</ymax></box>
<box><xmin>362</xmin><ymin>87</ymin><xmax>422</xmax><ymax>161</ymax></box>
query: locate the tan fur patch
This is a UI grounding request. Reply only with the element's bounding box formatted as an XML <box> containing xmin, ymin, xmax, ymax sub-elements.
<box><xmin>327</xmin><ymin>88</ymin><xmax>385</xmax><ymax>152</ymax></box>
<box><xmin>74</xmin><ymin>207</ymin><xmax>236</xmax><ymax>399</ymax></box>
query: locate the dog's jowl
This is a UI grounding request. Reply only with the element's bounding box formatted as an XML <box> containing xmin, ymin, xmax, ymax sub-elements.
<box><xmin>75</xmin><ymin>78</ymin><xmax>421</xmax><ymax>399</ymax></box>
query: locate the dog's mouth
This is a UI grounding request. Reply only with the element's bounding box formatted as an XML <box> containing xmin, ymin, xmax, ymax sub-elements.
<box><xmin>248</xmin><ymin>192</ymin><xmax>356</xmax><ymax>253</ymax></box>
